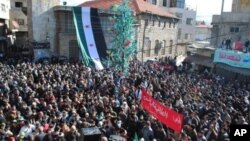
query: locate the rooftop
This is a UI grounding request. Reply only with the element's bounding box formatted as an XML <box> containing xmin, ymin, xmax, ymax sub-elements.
<box><xmin>80</xmin><ymin>0</ymin><xmax>178</xmax><ymax>18</ymax></box>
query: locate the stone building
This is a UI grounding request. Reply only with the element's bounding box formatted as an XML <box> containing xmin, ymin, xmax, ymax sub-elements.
<box><xmin>144</xmin><ymin>0</ymin><xmax>197</xmax><ymax>43</ymax></box>
<box><xmin>53</xmin><ymin>0</ymin><xmax>180</xmax><ymax>61</ymax></box>
<box><xmin>211</xmin><ymin>0</ymin><xmax>250</xmax><ymax>48</ymax></box>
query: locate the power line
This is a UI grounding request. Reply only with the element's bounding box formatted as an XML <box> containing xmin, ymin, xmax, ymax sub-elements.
<box><xmin>137</xmin><ymin>28</ymin><xmax>250</xmax><ymax>52</ymax></box>
<box><xmin>55</xmin><ymin>14</ymin><xmax>250</xmax><ymax>52</ymax></box>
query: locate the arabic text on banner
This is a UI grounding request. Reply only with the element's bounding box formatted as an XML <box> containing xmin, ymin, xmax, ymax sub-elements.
<box><xmin>141</xmin><ymin>88</ymin><xmax>184</xmax><ymax>133</ymax></box>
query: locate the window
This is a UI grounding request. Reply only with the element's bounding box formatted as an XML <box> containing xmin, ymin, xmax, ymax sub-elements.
<box><xmin>146</xmin><ymin>39</ymin><xmax>151</xmax><ymax>57</ymax></box>
<box><xmin>169</xmin><ymin>40</ymin><xmax>173</xmax><ymax>54</ymax></box>
<box><xmin>185</xmin><ymin>33</ymin><xmax>189</xmax><ymax>39</ymax></box>
<box><xmin>177</xmin><ymin>28</ymin><xmax>181</xmax><ymax>39</ymax></box>
<box><xmin>158</xmin><ymin>21</ymin><xmax>161</xmax><ymax>27</ymax></box>
<box><xmin>145</xmin><ymin>19</ymin><xmax>149</xmax><ymax>26</ymax></box>
<box><xmin>170</xmin><ymin>0</ymin><xmax>185</xmax><ymax>8</ymax></box>
<box><xmin>173</xmin><ymin>23</ymin><xmax>176</xmax><ymax>28</ymax></box>
<box><xmin>163</xmin><ymin>21</ymin><xmax>166</xmax><ymax>27</ymax></box>
<box><xmin>175</xmin><ymin>13</ymin><xmax>183</xmax><ymax>18</ymax></box>
<box><xmin>1</xmin><ymin>4</ymin><xmax>6</xmax><ymax>12</ymax></box>
<box><xmin>175</xmin><ymin>13</ymin><xmax>183</xmax><ymax>24</ymax></box>
<box><xmin>170</xmin><ymin>0</ymin><xmax>176</xmax><ymax>7</ymax></box>
<box><xmin>186</xmin><ymin>18</ymin><xmax>192</xmax><ymax>25</ymax></box>
<box><xmin>15</xmin><ymin>2</ymin><xmax>23</xmax><ymax>8</ymax></box>
<box><xmin>161</xmin><ymin>40</ymin><xmax>166</xmax><ymax>55</ymax></box>
<box><xmin>230</xmin><ymin>27</ymin><xmax>240</xmax><ymax>33</ymax></box>
<box><xmin>152</xmin><ymin>0</ymin><xmax>157</xmax><ymax>5</ymax></box>
<box><xmin>163</xmin><ymin>0</ymin><xmax>167</xmax><ymax>7</ymax></box>
<box><xmin>154</xmin><ymin>40</ymin><xmax>160</xmax><ymax>55</ymax></box>
<box><xmin>169</xmin><ymin>22</ymin><xmax>172</xmax><ymax>28</ymax></box>
<box><xmin>176</xmin><ymin>0</ymin><xmax>185</xmax><ymax>8</ymax></box>
<box><xmin>152</xmin><ymin>20</ymin><xmax>155</xmax><ymax>26</ymax></box>
<box><xmin>17</xmin><ymin>19</ymin><xmax>24</xmax><ymax>25</ymax></box>
<box><xmin>64</xmin><ymin>12</ymin><xmax>75</xmax><ymax>33</ymax></box>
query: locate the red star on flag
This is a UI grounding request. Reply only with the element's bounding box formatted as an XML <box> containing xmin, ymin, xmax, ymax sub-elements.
<box><xmin>85</xmin><ymin>25</ymin><xmax>90</xmax><ymax>28</ymax></box>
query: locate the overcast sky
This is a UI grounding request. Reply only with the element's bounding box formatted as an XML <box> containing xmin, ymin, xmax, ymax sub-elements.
<box><xmin>186</xmin><ymin>0</ymin><xmax>232</xmax><ymax>23</ymax></box>
<box><xmin>60</xmin><ymin>0</ymin><xmax>233</xmax><ymax>24</ymax></box>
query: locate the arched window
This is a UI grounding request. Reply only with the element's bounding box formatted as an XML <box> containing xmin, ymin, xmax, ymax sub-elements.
<box><xmin>145</xmin><ymin>39</ymin><xmax>151</xmax><ymax>57</ymax></box>
<box><xmin>154</xmin><ymin>40</ymin><xmax>160</xmax><ymax>56</ymax></box>
<box><xmin>161</xmin><ymin>40</ymin><xmax>166</xmax><ymax>55</ymax></box>
<box><xmin>169</xmin><ymin>40</ymin><xmax>173</xmax><ymax>54</ymax></box>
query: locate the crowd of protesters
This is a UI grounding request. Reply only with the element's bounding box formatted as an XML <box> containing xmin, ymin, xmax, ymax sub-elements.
<box><xmin>0</xmin><ymin>57</ymin><xmax>249</xmax><ymax>141</ymax></box>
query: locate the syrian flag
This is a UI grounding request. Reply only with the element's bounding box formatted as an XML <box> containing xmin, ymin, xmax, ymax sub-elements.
<box><xmin>72</xmin><ymin>7</ymin><xmax>107</xmax><ymax>70</ymax></box>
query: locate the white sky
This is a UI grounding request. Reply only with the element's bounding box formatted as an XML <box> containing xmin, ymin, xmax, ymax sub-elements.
<box><xmin>186</xmin><ymin>0</ymin><xmax>233</xmax><ymax>23</ymax></box>
<box><xmin>60</xmin><ymin>0</ymin><xmax>233</xmax><ymax>23</ymax></box>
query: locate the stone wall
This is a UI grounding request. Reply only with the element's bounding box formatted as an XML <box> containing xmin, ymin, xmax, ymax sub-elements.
<box><xmin>136</xmin><ymin>14</ymin><xmax>179</xmax><ymax>60</ymax></box>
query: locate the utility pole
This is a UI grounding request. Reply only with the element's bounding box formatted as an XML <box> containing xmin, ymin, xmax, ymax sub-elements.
<box><xmin>141</xmin><ymin>11</ymin><xmax>152</xmax><ymax>62</ymax></box>
<box><xmin>141</xmin><ymin>20</ymin><xmax>147</xmax><ymax>62</ymax></box>
<box><xmin>218</xmin><ymin>0</ymin><xmax>225</xmax><ymax>47</ymax></box>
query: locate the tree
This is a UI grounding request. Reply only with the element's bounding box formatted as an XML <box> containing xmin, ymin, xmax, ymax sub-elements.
<box><xmin>109</xmin><ymin>0</ymin><xmax>137</xmax><ymax>75</ymax></box>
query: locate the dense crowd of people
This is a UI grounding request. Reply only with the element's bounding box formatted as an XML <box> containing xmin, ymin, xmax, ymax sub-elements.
<box><xmin>0</xmin><ymin>58</ymin><xmax>249</xmax><ymax>141</ymax></box>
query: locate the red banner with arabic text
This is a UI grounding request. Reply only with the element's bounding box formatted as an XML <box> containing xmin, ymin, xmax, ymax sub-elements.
<box><xmin>141</xmin><ymin>88</ymin><xmax>184</xmax><ymax>133</ymax></box>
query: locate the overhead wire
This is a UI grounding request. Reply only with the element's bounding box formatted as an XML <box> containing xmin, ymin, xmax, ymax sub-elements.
<box><xmin>57</xmin><ymin>14</ymin><xmax>250</xmax><ymax>52</ymax></box>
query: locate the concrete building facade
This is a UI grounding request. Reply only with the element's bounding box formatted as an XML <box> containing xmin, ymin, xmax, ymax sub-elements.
<box><xmin>168</xmin><ymin>7</ymin><xmax>196</xmax><ymax>43</ymax></box>
<box><xmin>9</xmin><ymin>0</ymin><xmax>28</xmax><ymax>46</ymax></box>
<box><xmin>8</xmin><ymin>0</ymin><xmax>60</xmax><ymax>59</ymax></box>
<box><xmin>0</xmin><ymin>0</ymin><xmax>10</xmax><ymax>57</ymax></box>
<box><xmin>232</xmin><ymin>0</ymin><xmax>250</xmax><ymax>13</ymax></box>
<box><xmin>53</xmin><ymin>0</ymin><xmax>181</xmax><ymax>61</ymax></box>
<box><xmin>194</xmin><ymin>21</ymin><xmax>212</xmax><ymax>41</ymax></box>
<box><xmin>211</xmin><ymin>0</ymin><xmax>250</xmax><ymax>48</ymax></box>
<box><xmin>27</xmin><ymin>0</ymin><xmax>60</xmax><ymax>56</ymax></box>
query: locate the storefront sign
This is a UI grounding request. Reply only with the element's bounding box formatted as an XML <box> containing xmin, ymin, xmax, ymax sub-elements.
<box><xmin>32</xmin><ymin>42</ymin><xmax>50</xmax><ymax>49</ymax></box>
<box><xmin>214</xmin><ymin>49</ymin><xmax>250</xmax><ymax>69</ymax></box>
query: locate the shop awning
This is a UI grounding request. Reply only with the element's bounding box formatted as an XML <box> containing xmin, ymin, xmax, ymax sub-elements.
<box><xmin>215</xmin><ymin>63</ymin><xmax>250</xmax><ymax>76</ymax></box>
<box><xmin>185</xmin><ymin>55</ymin><xmax>213</xmax><ymax>67</ymax></box>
